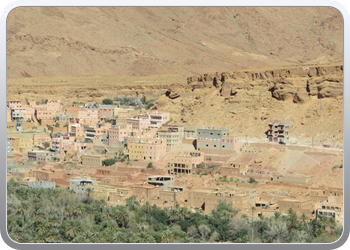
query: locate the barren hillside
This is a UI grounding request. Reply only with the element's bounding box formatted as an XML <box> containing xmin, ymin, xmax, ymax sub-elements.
<box><xmin>7</xmin><ymin>7</ymin><xmax>343</xmax><ymax>145</ymax></box>
<box><xmin>7</xmin><ymin>7</ymin><xmax>343</xmax><ymax>78</ymax></box>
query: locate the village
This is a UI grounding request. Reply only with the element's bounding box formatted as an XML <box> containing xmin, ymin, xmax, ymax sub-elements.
<box><xmin>6</xmin><ymin>97</ymin><xmax>344</xmax><ymax>226</ymax></box>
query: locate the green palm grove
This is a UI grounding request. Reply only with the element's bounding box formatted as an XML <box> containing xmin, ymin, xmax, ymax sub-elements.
<box><xmin>7</xmin><ymin>179</ymin><xmax>342</xmax><ymax>243</ymax></box>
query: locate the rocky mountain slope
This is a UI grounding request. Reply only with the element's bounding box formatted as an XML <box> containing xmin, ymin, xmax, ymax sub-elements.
<box><xmin>7</xmin><ymin>7</ymin><xmax>343</xmax><ymax>78</ymax></box>
<box><xmin>7</xmin><ymin>7</ymin><xmax>343</xmax><ymax>146</ymax></box>
<box><xmin>158</xmin><ymin>62</ymin><xmax>343</xmax><ymax>145</ymax></box>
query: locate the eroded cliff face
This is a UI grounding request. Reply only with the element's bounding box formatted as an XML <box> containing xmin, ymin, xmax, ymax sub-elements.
<box><xmin>160</xmin><ymin>63</ymin><xmax>343</xmax><ymax>143</ymax></box>
<box><xmin>164</xmin><ymin>63</ymin><xmax>343</xmax><ymax>104</ymax></box>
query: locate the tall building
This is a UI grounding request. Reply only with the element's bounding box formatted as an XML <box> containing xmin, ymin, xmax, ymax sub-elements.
<box><xmin>267</xmin><ymin>120</ymin><xmax>293</xmax><ymax>143</ymax></box>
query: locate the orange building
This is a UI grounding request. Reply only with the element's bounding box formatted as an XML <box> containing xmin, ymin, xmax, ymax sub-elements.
<box><xmin>35</xmin><ymin>109</ymin><xmax>55</xmax><ymax>120</ymax></box>
<box><xmin>128</xmin><ymin>139</ymin><xmax>166</xmax><ymax>161</ymax></box>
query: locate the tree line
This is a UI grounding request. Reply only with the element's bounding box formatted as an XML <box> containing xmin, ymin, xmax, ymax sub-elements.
<box><xmin>7</xmin><ymin>179</ymin><xmax>342</xmax><ymax>243</ymax></box>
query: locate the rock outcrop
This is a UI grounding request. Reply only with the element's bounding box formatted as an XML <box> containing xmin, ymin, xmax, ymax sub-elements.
<box><xmin>186</xmin><ymin>63</ymin><xmax>343</xmax><ymax>103</ymax></box>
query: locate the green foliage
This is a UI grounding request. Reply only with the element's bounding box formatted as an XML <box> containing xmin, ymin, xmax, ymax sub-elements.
<box><xmin>102</xmin><ymin>158</ymin><xmax>116</xmax><ymax>166</ymax></box>
<box><xmin>54</xmin><ymin>123</ymin><xmax>60</xmax><ymax>128</ymax></box>
<box><xmin>145</xmin><ymin>102</ymin><xmax>154</xmax><ymax>110</ymax></box>
<box><xmin>248</xmin><ymin>177</ymin><xmax>259</xmax><ymax>184</ymax></box>
<box><xmin>332</xmin><ymin>164</ymin><xmax>343</xmax><ymax>171</ymax></box>
<box><xmin>102</xmin><ymin>98</ymin><xmax>113</xmax><ymax>105</ymax></box>
<box><xmin>7</xmin><ymin>179</ymin><xmax>340</xmax><ymax>243</ymax></box>
<box><xmin>140</xmin><ymin>96</ymin><xmax>146</xmax><ymax>104</ymax></box>
<box><xmin>147</xmin><ymin>162</ymin><xmax>154</xmax><ymax>169</ymax></box>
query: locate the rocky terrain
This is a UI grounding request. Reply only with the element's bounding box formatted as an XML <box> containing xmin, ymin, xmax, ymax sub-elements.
<box><xmin>7</xmin><ymin>7</ymin><xmax>343</xmax><ymax>186</ymax></box>
<box><xmin>7</xmin><ymin>7</ymin><xmax>343</xmax><ymax>78</ymax></box>
<box><xmin>158</xmin><ymin>62</ymin><xmax>343</xmax><ymax>145</ymax></box>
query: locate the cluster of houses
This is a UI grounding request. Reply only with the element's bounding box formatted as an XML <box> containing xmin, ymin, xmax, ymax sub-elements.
<box><xmin>6</xmin><ymin>99</ymin><xmax>343</xmax><ymax>225</ymax></box>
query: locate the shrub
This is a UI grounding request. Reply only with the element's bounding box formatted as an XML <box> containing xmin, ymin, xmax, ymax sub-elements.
<box><xmin>147</xmin><ymin>162</ymin><xmax>154</xmax><ymax>169</ymax></box>
<box><xmin>146</xmin><ymin>102</ymin><xmax>154</xmax><ymax>110</ymax></box>
<box><xmin>332</xmin><ymin>164</ymin><xmax>343</xmax><ymax>171</ymax></box>
<box><xmin>55</xmin><ymin>123</ymin><xmax>60</xmax><ymax>127</ymax></box>
<box><xmin>102</xmin><ymin>158</ymin><xmax>117</xmax><ymax>166</ymax></box>
<box><xmin>102</xmin><ymin>98</ymin><xmax>113</xmax><ymax>105</ymax></box>
<box><xmin>248</xmin><ymin>177</ymin><xmax>256</xmax><ymax>184</ymax></box>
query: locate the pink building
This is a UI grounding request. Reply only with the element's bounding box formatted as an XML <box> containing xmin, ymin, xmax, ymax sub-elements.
<box><xmin>51</xmin><ymin>136</ymin><xmax>75</xmax><ymax>154</ymax></box>
<box><xmin>98</xmin><ymin>109</ymin><xmax>114</xmax><ymax>119</ymax></box>
<box><xmin>7</xmin><ymin>101</ymin><xmax>22</xmax><ymax>108</ymax></box>
<box><xmin>144</xmin><ymin>140</ymin><xmax>167</xmax><ymax>161</ymax></box>
<box><xmin>68</xmin><ymin>124</ymin><xmax>85</xmax><ymax>137</ymax></box>
<box><xmin>46</xmin><ymin>99</ymin><xmax>62</xmax><ymax>112</ymax></box>
<box><xmin>108</xmin><ymin>127</ymin><xmax>129</xmax><ymax>146</ymax></box>
<box><xmin>85</xmin><ymin>125</ymin><xmax>108</xmax><ymax>141</ymax></box>
<box><xmin>78</xmin><ymin>110</ymin><xmax>99</xmax><ymax>125</ymax></box>
<box><xmin>127</xmin><ymin>114</ymin><xmax>150</xmax><ymax>131</ymax></box>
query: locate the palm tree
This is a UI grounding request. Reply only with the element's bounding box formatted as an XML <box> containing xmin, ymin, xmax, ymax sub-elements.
<box><xmin>34</xmin><ymin>210</ymin><xmax>46</xmax><ymax>224</ymax></box>
<box><xmin>73</xmin><ymin>203</ymin><xmax>84</xmax><ymax>219</ymax></box>
<box><xmin>168</xmin><ymin>208</ymin><xmax>180</xmax><ymax>223</ymax></box>
<box><xmin>287</xmin><ymin>208</ymin><xmax>300</xmax><ymax>232</ymax></box>
<box><xmin>274</xmin><ymin>211</ymin><xmax>282</xmax><ymax>220</ymax></box>
<box><xmin>105</xmin><ymin>220</ymin><xmax>119</xmax><ymax>233</ymax></box>
<box><xmin>33</xmin><ymin>231</ymin><xmax>47</xmax><ymax>243</ymax></box>
<box><xmin>102</xmin><ymin>206</ymin><xmax>113</xmax><ymax>221</ymax></box>
<box><xmin>179</xmin><ymin>206</ymin><xmax>190</xmax><ymax>221</ymax></box>
<box><xmin>300</xmin><ymin>213</ymin><xmax>307</xmax><ymax>225</ymax></box>
<box><xmin>46</xmin><ymin>228</ymin><xmax>62</xmax><ymax>243</ymax></box>
<box><xmin>111</xmin><ymin>231</ymin><xmax>125</xmax><ymax>243</ymax></box>
<box><xmin>250</xmin><ymin>206</ymin><xmax>256</xmax><ymax>241</ymax></box>
<box><xmin>135</xmin><ymin>221</ymin><xmax>150</xmax><ymax>232</ymax></box>
<box><xmin>114</xmin><ymin>206</ymin><xmax>129</xmax><ymax>228</ymax></box>
<box><xmin>48</xmin><ymin>215</ymin><xmax>61</xmax><ymax>228</ymax></box>
<box><xmin>64</xmin><ymin>220</ymin><xmax>82</xmax><ymax>240</ymax></box>
<box><xmin>142</xmin><ymin>201</ymin><xmax>152</xmax><ymax>214</ymax></box>
<box><xmin>99</xmin><ymin>199</ymin><xmax>108</xmax><ymax>213</ymax></box>
<box><xmin>85</xmin><ymin>187</ymin><xmax>93</xmax><ymax>204</ymax></box>
<box><xmin>161</xmin><ymin>229</ymin><xmax>174</xmax><ymax>243</ymax></box>
<box><xmin>63</xmin><ymin>206</ymin><xmax>74</xmax><ymax>220</ymax></box>
<box><xmin>138</xmin><ymin>231</ymin><xmax>156</xmax><ymax>243</ymax></box>
<box><xmin>17</xmin><ymin>202</ymin><xmax>28</xmax><ymax>226</ymax></box>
